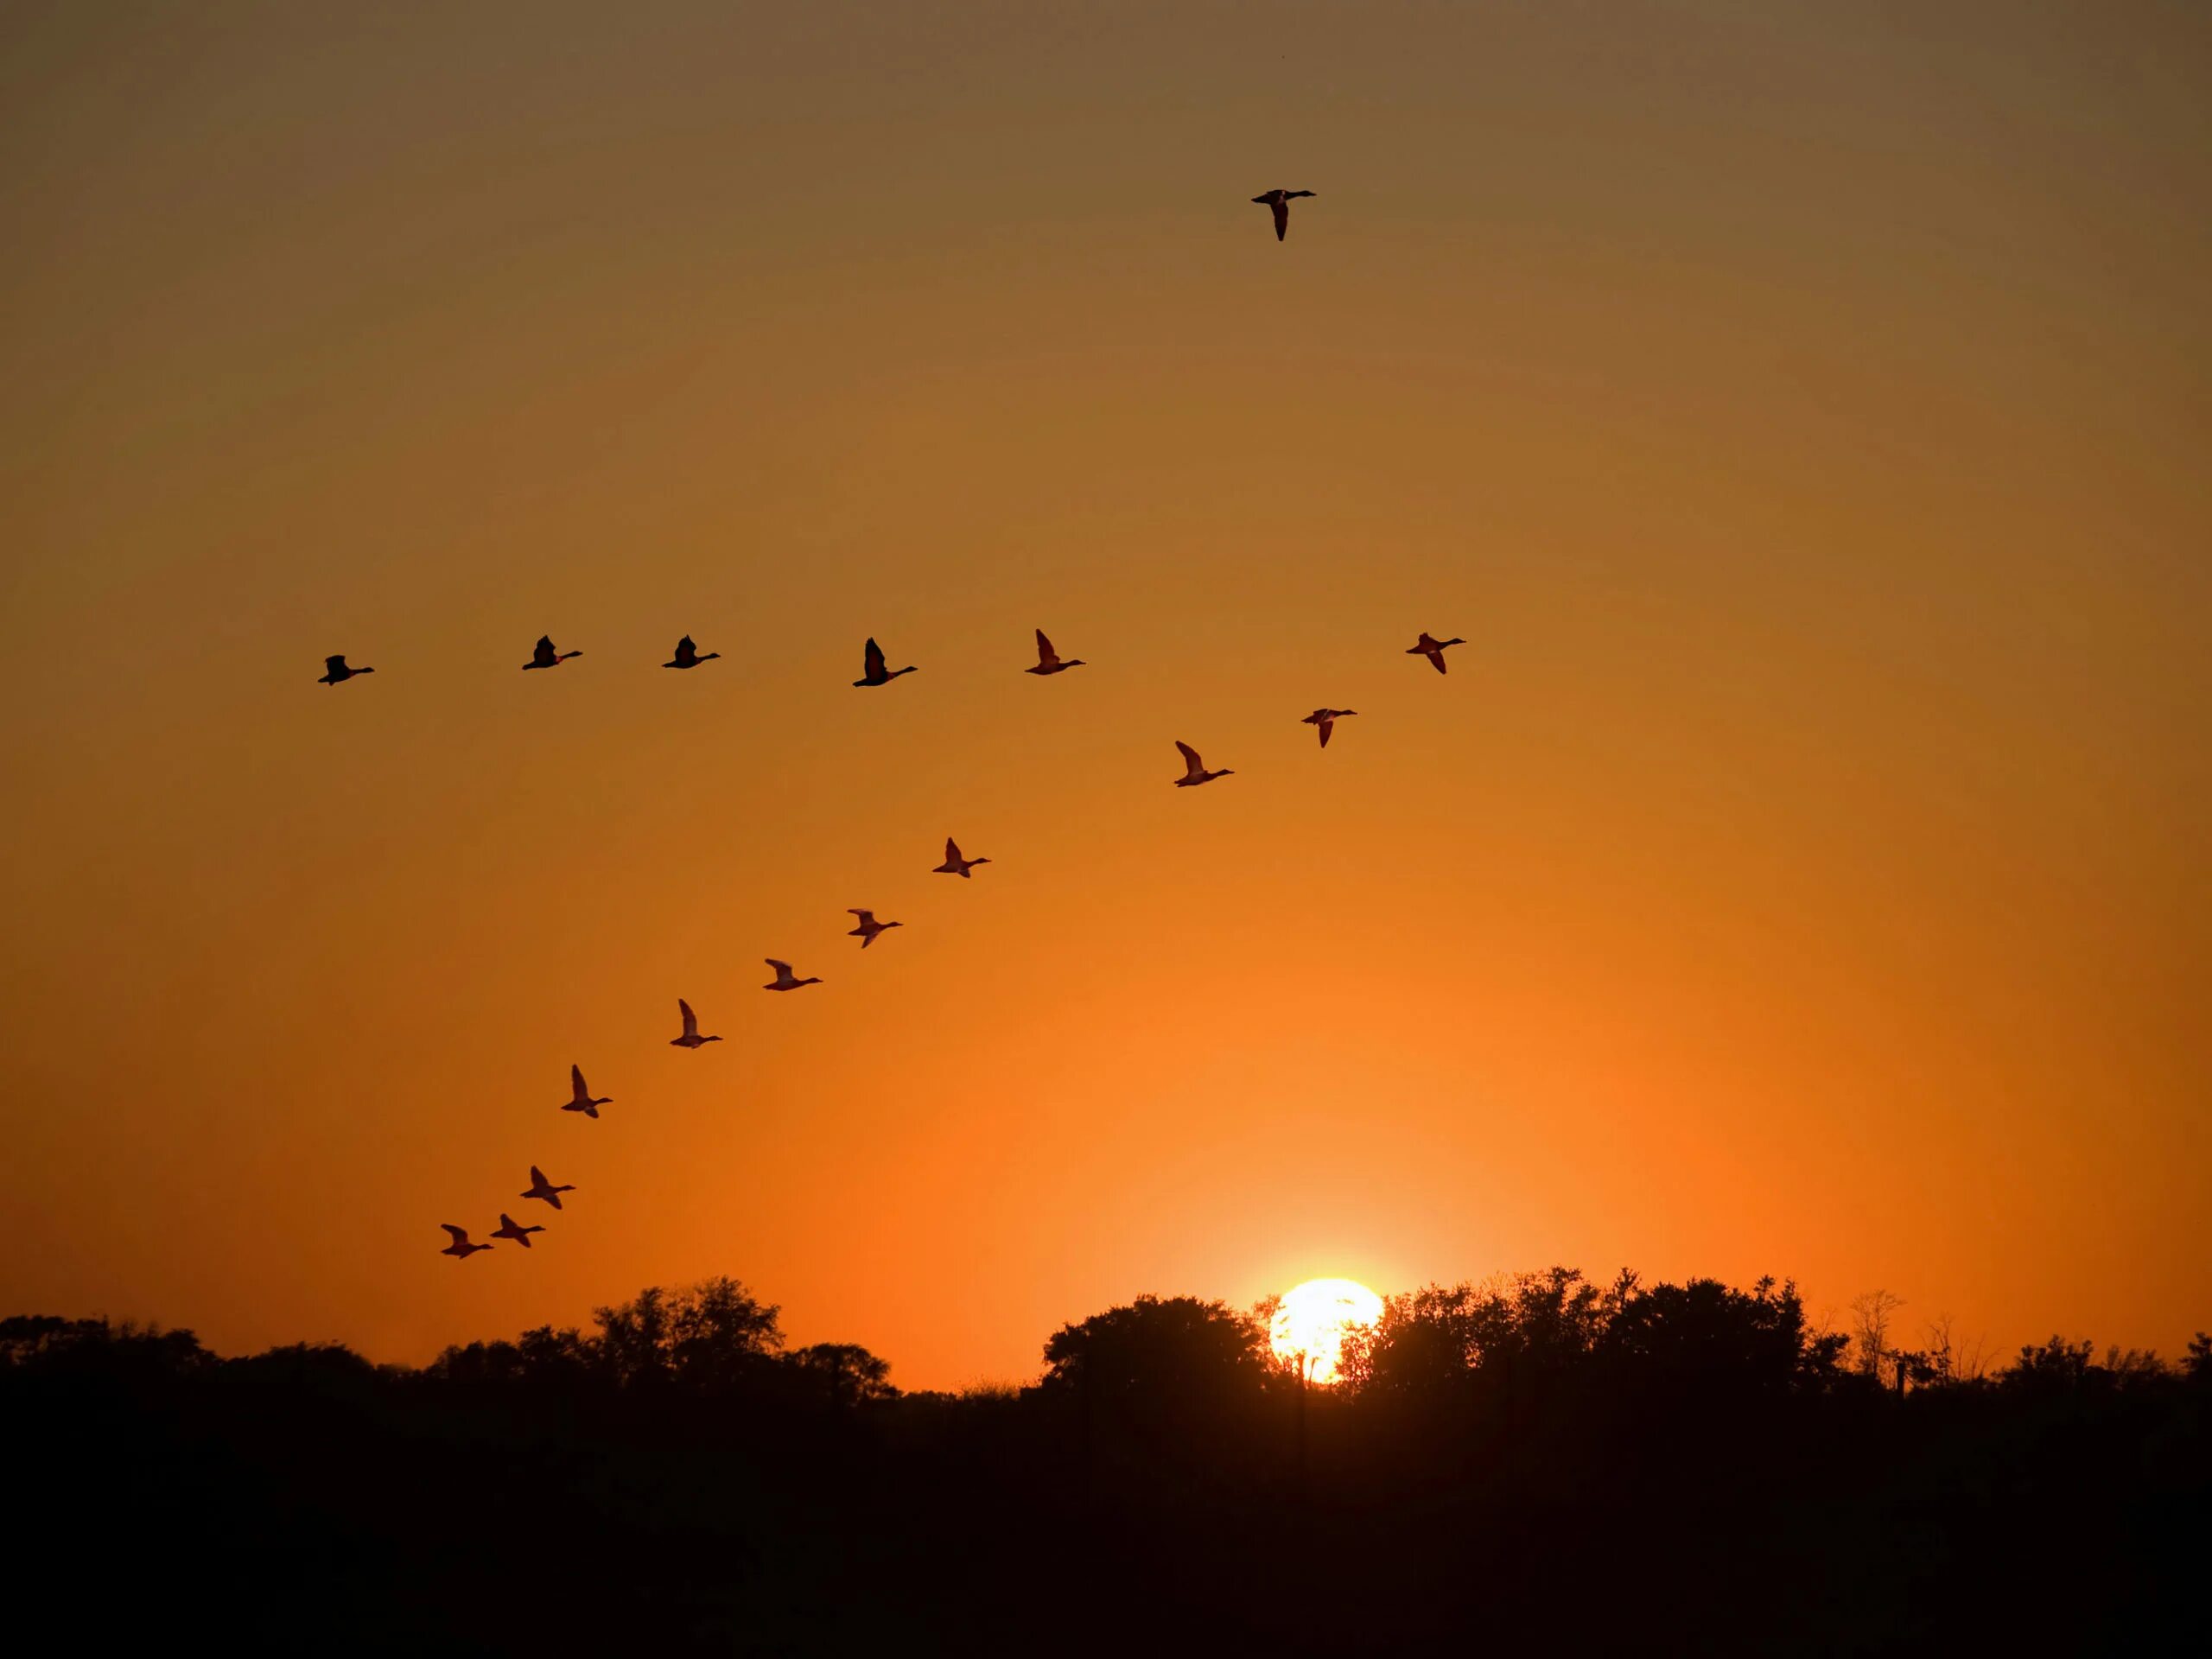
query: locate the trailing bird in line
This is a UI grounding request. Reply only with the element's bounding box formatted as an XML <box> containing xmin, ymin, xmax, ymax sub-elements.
<box><xmin>319</xmin><ymin>654</ymin><xmax>373</xmax><ymax>685</ymax></box>
<box><xmin>1175</xmin><ymin>741</ymin><xmax>1234</xmax><ymax>787</ymax></box>
<box><xmin>1302</xmin><ymin>708</ymin><xmax>1358</xmax><ymax>748</ymax></box>
<box><xmin>563</xmin><ymin>1065</ymin><xmax>611</xmax><ymax>1118</ymax></box>
<box><xmin>663</xmin><ymin>635</ymin><xmax>719</xmax><ymax>670</ymax></box>
<box><xmin>764</xmin><ymin>958</ymin><xmax>822</xmax><ymax>991</ymax></box>
<box><xmin>934</xmin><ymin>838</ymin><xmax>990</xmax><ymax>878</ymax></box>
<box><xmin>1027</xmin><ymin>629</ymin><xmax>1085</xmax><ymax>676</ymax></box>
<box><xmin>1251</xmin><ymin>188</ymin><xmax>1316</xmax><ymax>241</ymax></box>
<box><xmin>491</xmin><ymin>1213</ymin><xmax>544</xmax><ymax>1249</ymax></box>
<box><xmin>1407</xmin><ymin>632</ymin><xmax>1464</xmax><ymax>675</ymax></box>
<box><xmin>524</xmin><ymin>634</ymin><xmax>582</xmax><ymax>671</ymax></box>
<box><xmin>440</xmin><ymin>1224</ymin><xmax>491</xmax><ymax>1259</ymax></box>
<box><xmin>671</xmin><ymin>999</ymin><xmax>721</xmax><ymax>1048</ymax></box>
<box><xmin>521</xmin><ymin>1166</ymin><xmax>575</xmax><ymax>1210</ymax></box>
<box><xmin>853</xmin><ymin>637</ymin><xmax>917</xmax><ymax>687</ymax></box>
<box><xmin>848</xmin><ymin>909</ymin><xmax>902</xmax><ymax>947</ymax></box>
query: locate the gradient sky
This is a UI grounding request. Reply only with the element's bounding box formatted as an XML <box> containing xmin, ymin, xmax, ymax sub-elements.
<box><xmin>3</xmin><ymin>1</ymin><xmax>2206</xmax><ymax>1389</ymax></box>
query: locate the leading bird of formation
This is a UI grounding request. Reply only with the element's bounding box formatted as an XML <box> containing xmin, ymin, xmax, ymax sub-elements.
<box><xmin>311</xmin><ymin>189</ymin><xmax>1463</xmax><ymax>1259</ymax></box>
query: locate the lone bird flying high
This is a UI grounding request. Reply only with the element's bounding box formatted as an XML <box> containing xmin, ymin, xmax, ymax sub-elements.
<box><xmin>1407</xmin><ymin>632</ymin><xmax>1465</xmax><ymax>675</ymax></box>
<box><xmin>663</xmin><ymin>635</ymin><xmax>720</xmax><ymax>669</ymax></box>
<box><xmin>523</xmin><ymin>634</ymin><xmax>582</xmax><ymax>671</ymax></box>
<box><xmin>439</xmin><ymin>1224</ymin><xmax>491</xmax><ymax>1259</ymax></box>
<box><xmin>764</xmin><ymin>958</ymin><xmax>823</xmax><ymax>991</ymax></box>
<box><xmin>1026</xmin><ymin>629</ymin><xmax>1085</xmax><ymax>676</ymax></box>
<box><xmin>562</xmin><ymin>1065</ymin><xmax>611</xmax><ymax>1118</ymax></box>
<box><xmin>853</xmin><ymin>637</ymin><xmax>917</xmax><ymax>687</ymax></box>
<box><xmin>491</xmin><ymin>1213</ymin><xmax>544</xmax><ymax>1249</ymax></box>
<box><xmin>521</xmin><ymin>1166</ymin><xmax>575</xmax><ymax>1210</ymax></box>
<box><xmin>1251</xmin><ymin>188</ymin><xmax>1316</xmax><ymax>241</ymax></box>
<box><xmin>319</xmin><ymin>654</ymin><xmax>373</xmax><ymax>685</ymax></box>
<box><xmin>1301</xmin><ymin>708</ymin><xmax>1358</xmax><ymax>748</ymax></box>
<box><xmin>670</xmin><ymin>999</ymin><xmax>721</xmax><ymax>1048</ymax></box>
<box><xmin>848</xmin><ymin>909</ymin><xmax>902</xmax><ymax>947</ymax></box>
<box><xmin>934</xmin><ymin>837</ymin><xmax>990</xmax><ymax>878</ymax></box>
<box><xmin>1175</xmin><ymin>741</ymin><xmax>1235</xmax><ymax>786</ymax></box>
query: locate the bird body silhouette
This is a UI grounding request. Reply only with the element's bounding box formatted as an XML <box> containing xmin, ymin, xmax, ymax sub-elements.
<box><xmin>848</xmin><ymin>909</ymin><xmax>902</xmax><ymax>947</ymax></box>
<box><xmin>440</xmin><ymin>1224</ymin><xmax>490</xmax><ymax>1259</ymax></box>
<box><xmin>1175</xmin><ymin>741</ymin><xmax>1234</xmax><ymax>786</ymax></box>
<box><xmin>664</xmin><ymin>635</ymin><xmax>720</xmax><ymax>670</ymax></box>
<box><xmin>853</xmin><ymin>638</ymin><xmax>917</xmax><ymax>687</ymax></box>
<box><xmin>491</xmin><ymin>1213</ymin><xmax>544</xmax><ymax>1249</ymax></box>
<box><xmin>1252</xmin><ymin>188</ymin><xmax>1316</xmax><ymax>241</ymax></box>
<box><xmin>521</xmin><ymin>1166</ymin><xmax>574</xmax><ymax>1210</ymax></box>
<box><xmin>563</xmin><ymin>1065</ymin><xmax>610</xmax><ymax>1117</ymax></box>
<box><xmin>1026</xmin><ymin>629</ymin><xmax>1085</xmax><ymax>676</ymax></box>
<box><xmin>523</xmin><ymin>635</ymin><xmax>582</xmax><ymax>670</ymax></box>
<box><xmin>1302</xmin><ymin>708</ymin><xmax>1358</xmax><ymax>748</ymax></box>
<box><xmin>934</xmin><ymin>838</ymin><xmax>990</xmax><ymax>878</ymax></box>
<box><xmin>319</xmin><ymin>654</ymin><xmax>373</xmax><ymax>685</ymax></box>
<box><xmin>1408</xmin><ymin>632</ymin><xmax>1465</xmax><ymax>674</ymax></box>
<box><xmin>764</xmin><ymin>958</ymin><xmax>822</xmax><ymax>991</ymax></box>
<box><xmin>671</xmin><ymin>999</ymin><xmax>721</xmax><ymax>1047</ymax></box>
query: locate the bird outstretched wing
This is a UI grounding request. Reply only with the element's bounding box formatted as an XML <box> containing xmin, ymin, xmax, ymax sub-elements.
<box><xmin>442</xmin><ymin>1224</ymin><xmax>468</xmax><ymax>1244</ymax></box>
<box><xmin>1176</xmin><ymin>741</ymin><xmax>1202</xmax><ymax>769</ymax></box>
<box><xmin>1272</xmin><ymin>199</ymin><xmax>1289</xmax><ymax>239</ymax></box>
<box><xmin>1034</xmin><ymin>629</ymin><xmax>1058</xmax><ymax>667</ymax></box>
<box><xmin>863</xmin><ymin>638</ymin><xmax>887</xmax><ymax>678</ymax></box>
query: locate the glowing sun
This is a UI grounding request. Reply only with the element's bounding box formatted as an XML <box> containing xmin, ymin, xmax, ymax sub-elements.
<box><xmin>1269</xmin><ymin>1278</ymin><xmax>1384</xmax><ymax>1384</ymax></box>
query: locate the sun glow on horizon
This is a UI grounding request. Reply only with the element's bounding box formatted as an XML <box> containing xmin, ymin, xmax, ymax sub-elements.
<box><xmin>1269</xmin><ymin>1278</ymin><xmax>1385</xmax><ymax>1385</ymax></box>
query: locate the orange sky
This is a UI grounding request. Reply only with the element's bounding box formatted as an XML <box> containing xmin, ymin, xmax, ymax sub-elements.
<box><xmin>3</xmin><ymin>2</ymin><xmax>2206</xmax><ymax>1389</ymax></box>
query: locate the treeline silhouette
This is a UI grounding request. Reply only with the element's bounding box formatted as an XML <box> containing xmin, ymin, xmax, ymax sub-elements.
<box><xmin>10</xmin><ymin>1270</ymin><xmax>2205</xmax><ymax>1654</ymax></box>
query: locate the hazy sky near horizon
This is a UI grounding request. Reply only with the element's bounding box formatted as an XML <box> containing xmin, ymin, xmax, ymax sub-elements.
<box><xmin>3</xmin><ymin>1</ymin><xmax>2206</xmax><ymax>1387</ymax></box>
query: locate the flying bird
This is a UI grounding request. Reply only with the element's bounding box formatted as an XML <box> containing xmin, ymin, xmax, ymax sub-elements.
<box><xmin>1026</xmin><ymin>629</ymin><xmax>1085</xmax><ymax>676</ymax></box>
<box><xmin>848</xmin><ymin>909</ymin><xmax>902</xmax><ymax>948</ymax></box>
<box><xmin>853</xmin><ymin>637</ymin><xmax>917</xmax><ymax>687</ymax></box>
<box><xmin>440</xmin><ymin>1224</ymin><xmax>491</xmax><ymax>1260</ymax></box>
<box><xmin>1407</xmin><ymin>632</ymin><xmax>1465</xmax><ymax>675</ymax></box>
<box><xmin>523</xmin><ymin>635</ymin><xmax>582</xmax><ymax>671</ymax></box>
<box><xmin>319</xmin><ymin>654</ymin><xmax>373</xmax><ymax>685</ymax></box>
<box><xmin>521</xmin><ymin>1166</ymin><xmax>574</xmax><ymax>1210</ymax></box>
<box><xmin>934</xmin><ymin>838</ymin><xmax>990</xmax><ymax>878</ymax></box>
<box><xmin>764</xmin><ymin>958</ymin><xmax>822</xmax><ymax>991</ymax></box>
<box><xmin>663</xmin><ymin>635</ymin><xmax>720</xmax><ymax>670</ymax></box>
<box><xmin>562</xmin><ymin>1065</ymin><xmax>610</xmax><ymax>1118</ymax></box>
<box><xmin>671</xmin><ymin>998</ymin><xmax>721</xmax><ymax>1048</ymax></box>
<box><xmin>491</xmin><ymin>1213</ymin><xmax>544</xmax><ymax>1249</ymax></box>
<box><xmin>1301</xmin><ymin>708</ymin><xmax>1358</xmax><ymax>748</ymax></box>
<box><xmin>1251</xmin><ymin>188</ymin><xmax>1316</xmax><ymax>241</ymax></box>
<box><xmin>1174</xmin><ymin>741</ymin><xmax>1234</xmax><ymax>787</ymax></box>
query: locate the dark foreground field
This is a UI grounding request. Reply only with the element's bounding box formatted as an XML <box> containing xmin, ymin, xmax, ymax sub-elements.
<box><xmin>10</xmin><ymin>1272</ymin><xmax>2204</xmax><ymax>1655</ymax></box>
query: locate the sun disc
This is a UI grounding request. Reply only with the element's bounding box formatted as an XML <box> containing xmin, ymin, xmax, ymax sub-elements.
<box><xmin>1269</xmin><ymin>1277</ymin><xmax>1384</xmax><ymax>1384</ymax></box>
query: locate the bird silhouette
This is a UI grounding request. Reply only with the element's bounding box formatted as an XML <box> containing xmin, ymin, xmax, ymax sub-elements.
<box><xmin>523</xmin><ymin>635</ymin><xmax>582</xmax><ymax>671</ymax></box>
<box><xmin>1251</xmin><ymin>188</ymin><xmax>1316</xmax><ymax>241</ymax></box>
<box><xmin>853</xmin><ymin>638</ymin><xmax>917</xmax><ymax>687</ymax></box>
<box><xmin>440</xmin><ymin>1224</ymin><xmax>491</xmax><ymax>1259</ymax></box>
<box><xmin>1026</xmin><ymin>629</ymin><xmax>1085</xmax><ymax>676</ymax></box>
<box><xmin>1301</xmin><ymin>708</ymin><xmax>1358</xmax><ymax>748</ymax></box>
<box><xmin>1175</xmin><ymin>741</ymin><xmax>1235</xmax><ymax>786</ymax></box>
<box><xmin>521</xmin><ymin>1166</ymin><xmax>574</xmax><ymax>1210</ymax></box>
<box><xmin>1408</xmin><ymin>632</ymin><xmax>1465</xmax><ymax>675</ymax></box>
<box><xmin>663</xmin><ymin>635</ymin><xmax>720</xmax><ymax>670</ymax></box>
<box><xmin>562</xmin><ymin>1065</ymin><xmax>611</xmax><ymax>1117</ymax></box>
<box><xmin>491</xmin><ymin>1213</ymin><xmax>544</xmax><ymax>1249</ymax></box>
<box><xmin>670</xmin><ymin>998</ymin><xmax>721</xmax><ymax>1048</ymax></box>
<box><xmin>848</xmin><ymin>908</ymin><xmax>903</xmax><ymax>947</ymax></box>
<box><xmin>319</xmin><ymin>654</ymin><xmax>373</xmax><ymax>685</ymax></box>
<box><xmin>934</xmin><ymin>837</ymin><xmax>990</xmax><ymax>878</ymax></box>
<box><xmin>764</xmin><ymin>958</ymin><xmax>822</xmax><ymax>990</ymax></box>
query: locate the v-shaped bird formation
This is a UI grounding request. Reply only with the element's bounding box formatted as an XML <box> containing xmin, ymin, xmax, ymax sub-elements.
<box><xmin>384</xmin><ymin>191</ymin><xmax>1469</xmax><ymax>1261</ymax></box>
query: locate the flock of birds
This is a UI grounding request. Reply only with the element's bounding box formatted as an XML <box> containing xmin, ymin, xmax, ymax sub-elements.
<box><xmin>367</xmin><ymin>187</ymin><xmax>1462</xmax><ymax>1260</ymax></box>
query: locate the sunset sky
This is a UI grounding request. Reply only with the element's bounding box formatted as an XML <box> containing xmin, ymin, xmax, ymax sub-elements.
<box><xmin>3</xmin><ymin>1</ymin><xmax>2206</xmax><ymax>1389</ymax></box>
